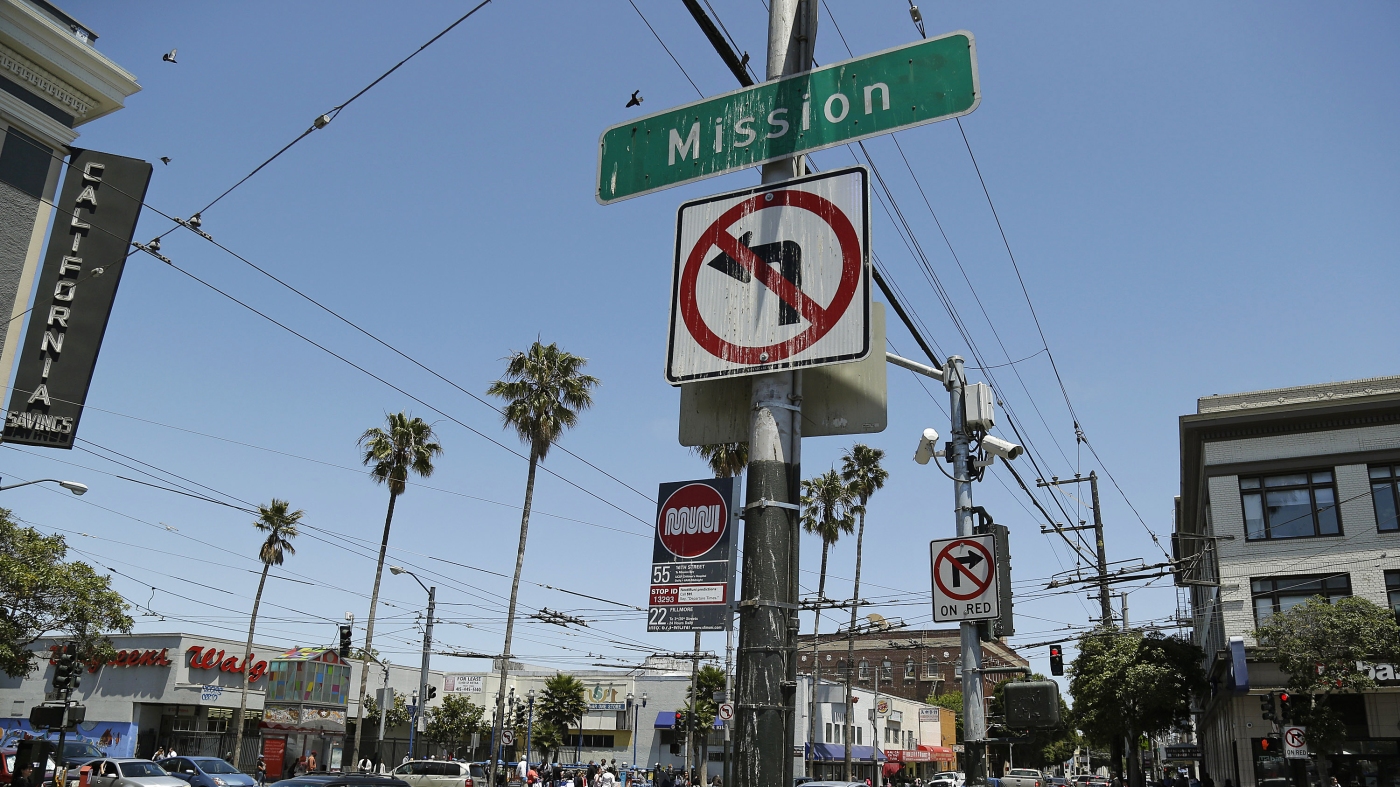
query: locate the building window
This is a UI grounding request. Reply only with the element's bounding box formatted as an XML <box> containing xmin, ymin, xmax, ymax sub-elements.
<box><xmin>925</xmin><ymin>657</ymin><xmax>939</xmax><ymax>678</ymax></box>
<box><xmin>825</xmin><ymin>723</ymin><xmax>832</xmax><ymax>743</ymax></box>
<box><xmin>856</xmin><ymin>726</ymin><xmax>862</xmax><ymax>745</ymax></box>
<box><xmin>881</xmin><ymin>658</ymin><xmax>893</xmax><ymax>681</ymax></box>
<box><xmin>858</xmin><ymin>659</ymin><xmax>869</xmax><ymax>680</ymax></box>
<box><xmin>1387</xmin><ymin>571</ymin><xmax>1400</xmax><ymax>614</ymax></box>
<box><xmin>563</xmin><ymin>734</ymin><xmax>616</xmax><ymax>748</ymax></box>
<box><xmin>205</xmin><ymin>708</ymin><xmax>230</xmax><ymax>733</ymax></box>
<box><xmin>905</xmin><ymin>657</ymin><xmax>915</xmax><ymax>679</ymax></box>
<box><xmin>1252</xmin><ymin>574</ymin><xmax>1351</xmax><ymax>624</ymax></box>
<box><xmin>1369</xmin><ymin>465</ymin><xmax>1400</xmax><ymax>532</ymax></box>
<box><xmin>1239</xmin><ymin>471</ymin><xmax>1341</xmax><ymax>540</ymax></box>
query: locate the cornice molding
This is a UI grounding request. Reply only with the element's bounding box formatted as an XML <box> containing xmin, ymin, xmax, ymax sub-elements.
<box><xmin>0</xmin><ymin>39</ymin><xmax>92</xmax><ymax>117</ymax></box>
<box><xmin>0</xmin><ymin>82</ymin><xmax>77</xmax><ymax>146</ymax></box>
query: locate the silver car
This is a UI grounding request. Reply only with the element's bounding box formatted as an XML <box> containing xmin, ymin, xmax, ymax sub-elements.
<box><xmin>86</xmin><ymin>759</ymin><xmax>187</xmax><ymax>787</ymax></box>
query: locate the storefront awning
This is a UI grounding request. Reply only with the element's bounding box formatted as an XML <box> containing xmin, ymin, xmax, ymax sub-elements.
<box><xmin>918</xmin><ymin>745</ymin><xmax>957</xmax><ymax>762</ymax></box>
<box><xmin>653</xmin><ymin>712</ymin><xmax>723</xmax><ymax>729</ymax></box>
<box><xmin>806</xmin><ymin>743</ymin><xmax>885</xmax><ymax>761</ymax></box>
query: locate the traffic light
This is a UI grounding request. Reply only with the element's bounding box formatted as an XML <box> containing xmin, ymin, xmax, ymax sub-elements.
<box><xmin>425</xmin><ymin>685</ymin><xmax>437</xmax><ymax>701</ymax></box>
<box><xmin>1260</xmin><ymin>692</ymin><xmax>1276</xmax><ymax>722</ymax></box>
<box><xmin>1049</xmin><ymin>644</ymin><xmax>1064</xmax><ymax>677</ymax></box>
<box><xmin>51</xmin><ymin>642</ymin><xmax>80</xmax><ymax>694</ymax></box>
<box><xmin>1277</xmin><ymin>691</ymin><xmax>1292</xmax><ymax>722</ymax></box>
<box><xmin>338</xmin><ymin>625</ymin><xmax>352</xmax><ymax>658</ymax></box>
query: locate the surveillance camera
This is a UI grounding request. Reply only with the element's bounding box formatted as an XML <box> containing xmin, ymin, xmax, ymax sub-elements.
<box><xmin>981</xmin><ymin>434</ymin><xmax>1024</xmax><ymax>461</ymax></box>
<box><xmin>913</xmin><ymin>428</ymin><xmax>941</xmax><ymax>465</ymax></box>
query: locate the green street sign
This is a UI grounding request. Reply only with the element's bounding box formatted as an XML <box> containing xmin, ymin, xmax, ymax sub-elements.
<box><xmin>596</xmin><ymin>30</ymin><xmax>980</xmax><ymax>204</ymax></box>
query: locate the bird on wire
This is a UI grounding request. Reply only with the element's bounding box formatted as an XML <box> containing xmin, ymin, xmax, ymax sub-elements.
<box><xmin>159</xmin><ymin>157</ymin><xmax>171</xmax><ymax>165</ymax></box>
<box><xmin>161</xmin><ymin>49</ymin><xmax>177</xmax><ymax>63</ymax></box>
<box><xmin>625</xmin><ymin>90</ymin><xmax>643</xmax><ymax>108</ymax></box>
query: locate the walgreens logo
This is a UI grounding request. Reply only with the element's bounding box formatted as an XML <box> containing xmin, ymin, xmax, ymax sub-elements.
<box><xmin>657</xmin><ymin>483</ymin><xmax>728</xmax><ymax>558</ymax></box>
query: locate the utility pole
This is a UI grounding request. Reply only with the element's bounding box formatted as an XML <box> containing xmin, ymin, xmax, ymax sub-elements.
<box><xmin>412</xmin><ymin>585</ymin><xmax>435</xmax><ymax>757</ymax></box>
<box><xmin>947</xmin><ymin>356</ymin><xmax>988</xmax><ymax>787</ymax></box>
<box><xmin>734</xmin><ymin>2</ymin><xmax>817</xmax><ymax>787</ymax></box>
<box><xmin>686</xmin><ymin>632</ymin><xmax>701</xmax><ymax>780</ymax></box>
<box><xmin>1120</xmin><ymin>593</ymin><xmax>1129</xmax><ymax>630</ymax></box>
<box><xmin>1036</xmin><ymin>472</ymin><xmax>1112</xmax><ymax>626</ymax></box>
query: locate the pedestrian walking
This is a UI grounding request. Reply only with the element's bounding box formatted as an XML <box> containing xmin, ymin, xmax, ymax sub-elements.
<box><xmin>256</xmin><ymin>757</ymin><xmax>267</xmax><ymax>787</ymax></box>
<box><xmin>153</xmin><ymin>748</ymin><xmax>167</xmax><ymax>762</ymax></box>
<box><xmin>307</xmin><ymin>752</ymin><xmax>317</xmax><ymax>773</ymax></box>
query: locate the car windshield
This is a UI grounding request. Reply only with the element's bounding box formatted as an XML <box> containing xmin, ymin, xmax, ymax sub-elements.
<box><xmin>120</xmin><ymin>762</ymin><xmax>169</xmax><ymax>777</ymax></box>
<box><xmin>193</xmin><ymin>760</ymin><xmax>241</xmax><ymax>775</ymax></box>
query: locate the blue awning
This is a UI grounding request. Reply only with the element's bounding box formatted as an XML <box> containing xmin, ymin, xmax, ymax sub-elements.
<box><xmin>653</xmin><ymin>711</ymin><xmax>724</xmax><ymax>729</ymax></box>
<box><xmin>806</xmin><ymin>743</ymin><xmax>886</xmax><ymax>761</ymax></box>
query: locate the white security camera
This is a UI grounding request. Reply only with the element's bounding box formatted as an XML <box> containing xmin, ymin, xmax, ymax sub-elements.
<box><xmin>913</xmin><ymin>428</ymin><xmax>941</xmax><ymax>465</ymax></box>
<box><xmin>981</xmin><ymin>434</ymin><xmax>1024</xmax><ymax>461</ymax></box>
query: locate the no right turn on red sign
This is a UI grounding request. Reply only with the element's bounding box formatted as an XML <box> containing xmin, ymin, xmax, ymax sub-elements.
<box><xmin>931</xmin><ymin>534</ymin><xmax>1000</xmax><ymax>622</ymax></box>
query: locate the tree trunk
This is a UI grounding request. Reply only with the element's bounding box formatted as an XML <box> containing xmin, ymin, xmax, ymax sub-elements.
<box><xmin>808</xmin><ymin>542</ymin><xmax>829</xmax><ymax>777</ymax></box>
<box><xmin>349</xmin><ymin>489</ymin><xmax>398</xmax><ymax>767</ymax></box>
<box><xmin>494</xmin><ymin>452</ymin><xmax>539</xmax><ymax>768</ymax></box>
<box><xmin>233</xmin><ymin>564</ymin><xmax>269</xmax><ymax>771</ymax></box>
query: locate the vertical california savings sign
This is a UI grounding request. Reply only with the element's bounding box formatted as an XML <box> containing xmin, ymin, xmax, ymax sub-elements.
<box><xmin>4</xmin><ymin>149</ymin><xmax>151</xmax><ymax>447</ymax></box>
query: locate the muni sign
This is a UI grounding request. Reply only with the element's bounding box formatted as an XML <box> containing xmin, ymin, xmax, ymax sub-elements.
<box><xmin>596</xmin><ymin>31</ymin><xmax>980</xmax><ymax>203</ymax></box>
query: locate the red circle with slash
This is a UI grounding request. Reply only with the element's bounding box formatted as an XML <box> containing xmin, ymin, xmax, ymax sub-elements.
<box><xmin>934</xmin><ymin>539</ymin><xmax>995</xmax><ymax>601</ymax></box>
<box><xmin>679</xmin><ymin>189</ymin><xmax>862</xmax><ymax>364</ymax></box>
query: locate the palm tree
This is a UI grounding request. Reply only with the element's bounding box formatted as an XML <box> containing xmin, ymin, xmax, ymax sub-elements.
<box><xmin>800</xmin><ymin>469</ymin><xmax>855</xmax><ymax>774</ymax></box>
<box><xmin>839</xmin><ymin>443</ymin><xmax>887</xmax><ymax>779</ymax></box>
<box><xmin>682</xmin><ymin>664</ymin><xmax>727</xmax><ymax>785</ymax></box>
<box><xmin>487</xmin><ymin>342</ymin><xmax>598</xmax><ymax>758</ymax></box>
<box><xmin>349</xmin><ymin>412</ymin><xmax>443</xmax><ymax>765</ymax></box>
<box><xmin>539</xmin><ymin>673</ymin><xmax>589</xmax><ymax>763</ymax></box>
<box><xmin>233</xmin><ymin>499</ymin><xmax>302</xmax><ymax>767</ymax></box>
<box><xmin>691</xmin><ymin>442</ymin><xmax>748</xmax><ymax>478</ymax></box>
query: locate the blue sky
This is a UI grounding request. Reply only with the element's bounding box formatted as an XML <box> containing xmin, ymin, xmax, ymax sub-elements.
<box><xmin>7</xmin><ymin>1</ymin><xmax>1397</xmax><ymax>685</ymax></box>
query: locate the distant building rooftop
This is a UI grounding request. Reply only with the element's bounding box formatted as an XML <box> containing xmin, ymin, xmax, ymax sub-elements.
<box><xmin>1198</xmin><ymin>374</ymin><xmax>1400</xmax><ymax>414</ymax></box>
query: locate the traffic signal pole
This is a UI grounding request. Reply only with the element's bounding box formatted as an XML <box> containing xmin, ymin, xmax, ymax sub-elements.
<box><xmin>946</xmin><ymin>357</ymin><xmax>989</xmax><ymax>787</ymax></box>
<box><xmin>412</xmin><ymin>585</ymin><xmax>435</xmax><ymax>758</ymax></box>
<box><xmin>734</xmin><ymin>3</ymin><xmax>816</xmax><ymax>787</ymax></box>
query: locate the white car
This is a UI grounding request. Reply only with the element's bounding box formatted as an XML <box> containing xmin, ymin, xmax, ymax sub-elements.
<box><xmin>930</xmin><ymin>773</ymin><xmax>966</xmax><ymax>787</ymax></box>
<box><xmin>390</xmin><ymin>760</ymin><xmax>487</xmax><ymax>787</ymax></box>
<box><xmin>86</xmin><ymin>759</ymin><xmax>187</xmax><ymax>787</ymax></box>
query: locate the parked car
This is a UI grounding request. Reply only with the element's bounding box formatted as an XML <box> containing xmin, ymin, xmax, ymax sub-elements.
<box><xmin>389</xmin><ymin>760</ymin><xmax>486</xmax><ymax>787</ymax></box>
<box><xmin>270</xmin><ymin>776</ymin><xmax>409</xmax><ymax>787</ymax></box>
<box><xmin>1002</xmin><ymin>769</ymin><xmax>1046</xmax><ymax>787</ymax></box>
<box><xmin>160</xmin><ymin>757</ymin><xmax>256</xmax><ymax>787</ymax></box>
<box><xmin>802</xmin><ymin>782</ymin><xmax>870</xmax><ymax>787</ymax></box>
<box><xmin>86</xmin><ymin>759</ymin><xmax>186</xmax><ymax>787</ymax></box>
<box><xmin>930</xmin><ymin>772</ymin><xmax>966</xmax><ymax>787</ymax></box>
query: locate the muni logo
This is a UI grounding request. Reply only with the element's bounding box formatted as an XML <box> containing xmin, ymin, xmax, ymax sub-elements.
<box><xmin>657</xmin><ymin>483</ymin><xmax>728</xmax><ymax>558</ymax></box>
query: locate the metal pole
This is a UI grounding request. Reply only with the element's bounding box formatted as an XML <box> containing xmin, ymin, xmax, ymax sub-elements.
<box><xmin>724</xmin><ymin>614</ymin><xmax>734</xmax><ymax>787</ymax></box>
<box><xmin>872</xmin><ymin>665</ymin><xmax>881</xmax><ymax>771</ymax></box>
<box><xmin>412</xmin><ymin>586</ymin><xmax>435</xmax><ymax>758</ymax></box>
<box><xmin>947</xmin><ymin>356</ymin><xmax>988</xmax><ymax>787</ymax></box>
<box><xmin>1089</xmin><ymin>472</ymin><xmax>1112</xmax><ymax>627</ymax></box>
<box><xmin>526</xmin><ymin>696</ymin><xmax>534</xmax><ymax>769</ymax></box>
<box><xmin>686</xmin><ymin>632</ymin><xmax>700</xmax><ymax>778</ymax></box>
<box><xmin>1120</xmin><ymin>593</ymin><xmax>1129</xmax><ymax>630</ymax></box>
<box><xmin>408</xmin><ymin>691</ymin><xmax>418</xmax><ymax>761</ymax></box>
<box><xmin>734</xmin><ymin>4</ymin><xmax>816</xmax><ymax>786</ymax></box>
<box><xmin>806</xmin><ymin>623</ymin><xmax>820</xmax><ymax>778</ymax></box>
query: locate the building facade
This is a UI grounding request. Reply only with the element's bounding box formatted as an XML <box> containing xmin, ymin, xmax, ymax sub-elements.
<box><xmin>0</xmin><ymin>0</ymin><xmax>139</xmax><ymax>387</ymax></box>
<box><xmin>796</xmin><ymin>627</ymin><xmax>1029</xmax><ymax>703</ymax></box>
<box><xmin>1176</xmin><ymin>375</ymin><xmax>1400</xmax><ymax>787</ymax></box>
<box><xmin>0</xmin><ymin>633</ymin><xmax>447</xmax><ymax>774</ymax></box>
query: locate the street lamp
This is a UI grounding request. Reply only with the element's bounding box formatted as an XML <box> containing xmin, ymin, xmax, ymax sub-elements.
<box><xmin>389</xmin><ymin>566</ymin><xmax>435</xmax><ymax>760</ymax></box>
<box><xmin>526</xmin><ymin>689</ymin><xmax>536</xmax><ymax>770</ymax></box>
<box><xmin>627</xmin><ymin>691</ymin><xmax>647</xmax><ymax>781</ymax></box>
<box><xmin>0</xmin><ymin>478</ymin><xmax>87</xmax><ymax>495</ymax></box>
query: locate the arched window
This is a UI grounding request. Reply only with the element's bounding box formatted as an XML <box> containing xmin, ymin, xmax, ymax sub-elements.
<box><xmin>881</xmin><ymin>658</ymin><xmax>893</xmax><ymax>680</ymax></box>
<box><xmin>905</xmin><ymin>657</ymin><xmax>915</xmax><ymax>678</ymax></box>
<box><xmin>858</xmin><ymin>659</ymin><xmax>870</xmax><ymax>679</ymax></box>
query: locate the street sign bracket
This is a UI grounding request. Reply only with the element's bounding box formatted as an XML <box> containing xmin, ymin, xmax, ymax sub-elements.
<box><xmin>753</xmin><ymin>399</ymin><xmax>802</xmax><ymax>412</ymax></box>
<box><xmin>744</xmin><ymin>498</ymin><xmax>800</xmax><ymax>512</ymax></box>
<box><xmin>738</xmin><ymin>598</ymin><xmax>799</xmax><ymax>610</ymax></box>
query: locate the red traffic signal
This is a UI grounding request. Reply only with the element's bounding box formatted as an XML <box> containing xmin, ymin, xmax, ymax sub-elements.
<box><xmin>1049</xmin><ymin>644</ymin><xmax>1064</xmax><ymax>676</ymax></box>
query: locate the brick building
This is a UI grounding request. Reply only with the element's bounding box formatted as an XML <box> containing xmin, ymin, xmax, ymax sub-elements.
<box><xmin>795</xmin><ymin>628</ymin><xmax>1028</xmax><ymax>703</ymax></box>
<box><xmin>1175</xmin><ymin>375</ymin><xmax>1400</xmax><ymax>787</ymax></box>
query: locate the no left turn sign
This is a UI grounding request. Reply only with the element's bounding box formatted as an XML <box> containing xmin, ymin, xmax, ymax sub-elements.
<box><xmin>931</xmin><ymin>534</ymin><xmax>1000</xmax><ymax>622</ymax></box>
<box><xmin>666</xmin><ymin>167</ymin><xmax>870</xmax><ymax>384</ymax></box>
<box><xmin>717</xmin><ymin>702</ymin><xmax>734</xmax><ymax>722</ymax></box>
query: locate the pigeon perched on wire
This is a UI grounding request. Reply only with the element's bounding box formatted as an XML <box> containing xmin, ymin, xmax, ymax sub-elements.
<box><xmin>162</xmin><ymin>49</ymin><xmax>177</xmax><ymax>63</ymax></box>
<box><xmin>626</xmin><ymin>90</ymin><xmax>643</xmax><ymax>108</ymax></box>
<box><xmin>159</xmin><ymin>157</ymin><xmax>171</xmax><ymax>165</ymax></box>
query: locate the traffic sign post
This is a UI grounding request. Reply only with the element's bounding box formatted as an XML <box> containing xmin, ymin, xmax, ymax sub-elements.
<box><xmin>596</xmin><ymin>32</ymin><xmax>979</xmax><ymax>203</ymax></box>
<box><xmin>931</xmin><ymin>534</ymin><xmax>1001</xmax><ymax>622</ymax></box>
<box><xmin>717</xmin><ymin>703</ymin><xmax>735</xmax><ymax>723</ymax></box>
<box><xmin>1283</xmin><ymin>726</ymin><xmax>1308</xmax><ymax>759</ymax></box>
<box><xmin>667</xmin><ymin>167</ymin><xmax>870</xmax><ymax>384</ymax></box>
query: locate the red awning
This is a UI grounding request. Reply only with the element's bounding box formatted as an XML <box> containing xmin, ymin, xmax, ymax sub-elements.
<box><xmin>918</xmin><ymin>745</ymin><xmax>956</xmax><ymax>762</ymax></box>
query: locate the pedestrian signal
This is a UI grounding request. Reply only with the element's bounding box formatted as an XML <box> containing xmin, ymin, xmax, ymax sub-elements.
<box><xmin>1049</xmin><ymin>644</ymin><xmax>1064</xmax><ymax>677</ymax></box>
